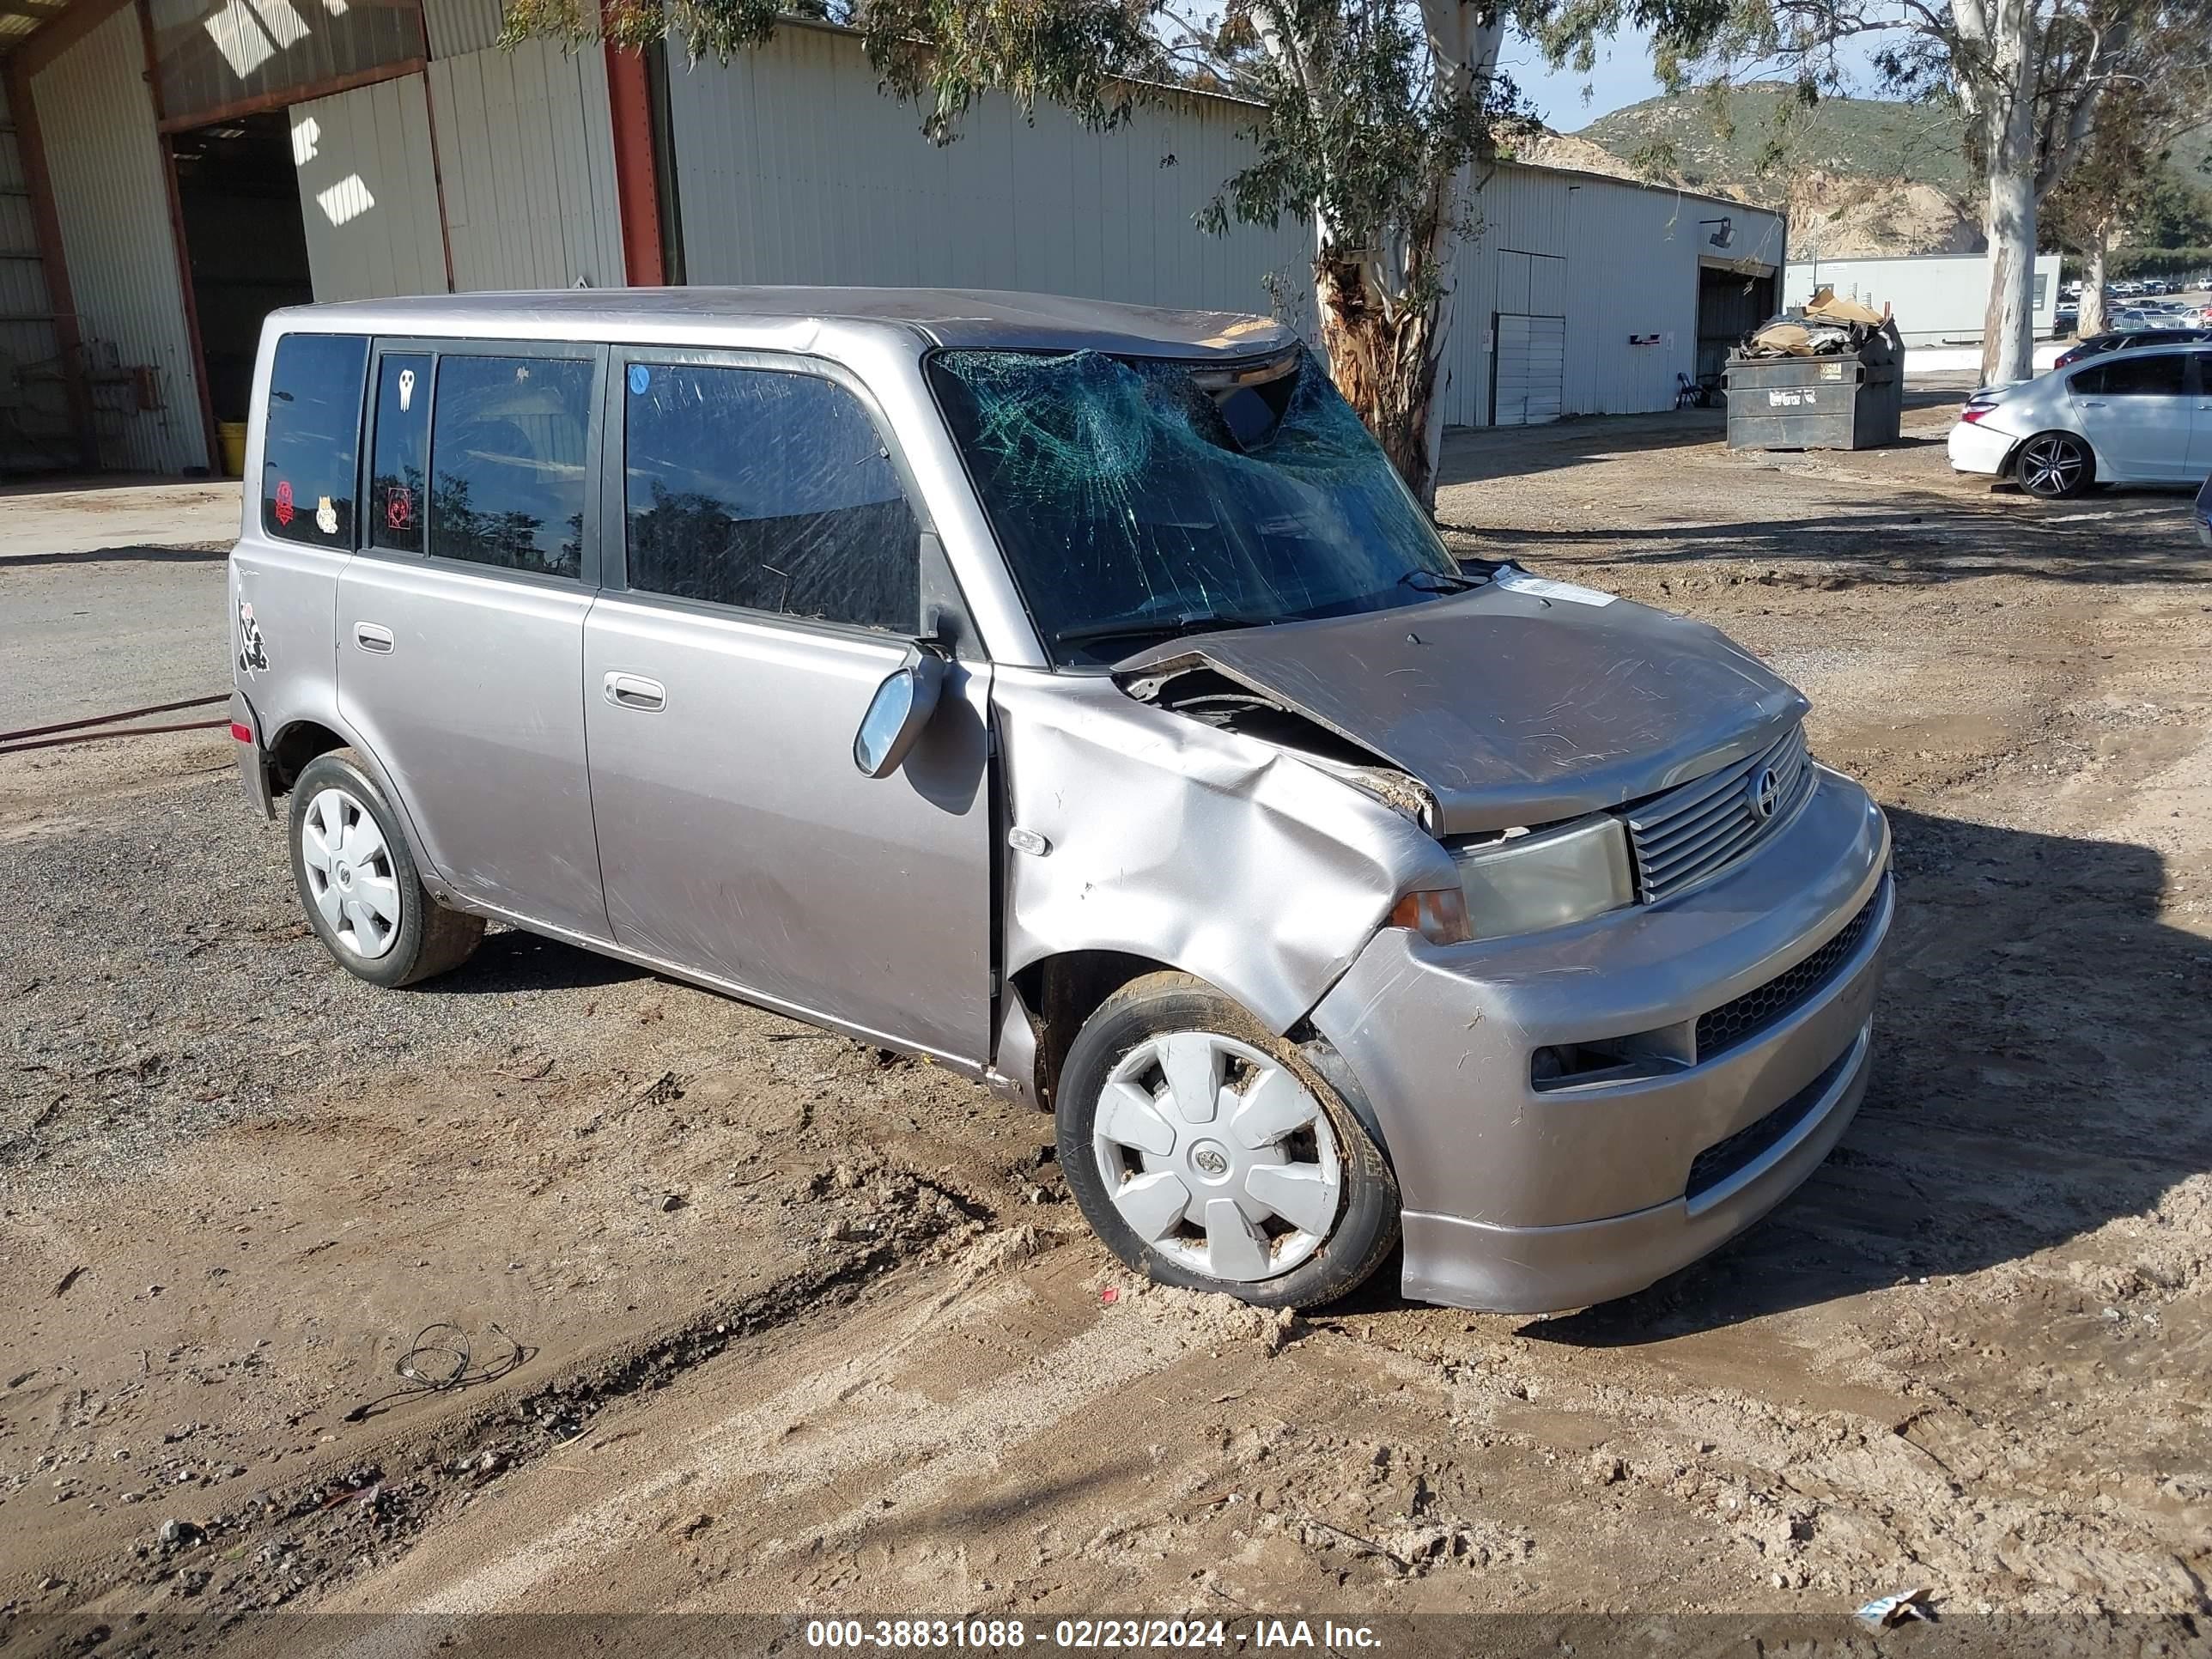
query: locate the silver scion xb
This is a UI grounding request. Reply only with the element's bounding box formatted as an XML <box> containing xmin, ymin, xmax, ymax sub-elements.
<box><xmin>228</xmin><ymin>289</ymin><xmax>1893</xmax><ymax>1314</ymax></box>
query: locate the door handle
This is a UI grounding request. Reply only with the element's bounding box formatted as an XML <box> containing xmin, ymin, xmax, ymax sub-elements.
<box><xmin>603</xmin><ymin>672</ymin><xmax>666</xmax><ymax>712</ymax></box>
<box><xmin>2075</xmin><ymin>399</ymin><xmax>2106</xmax><ymax>408</ymax></box>
<box><xmin>354</xmin><ymin>623</ymin><xmax>394</xmax><ymax>653</ymax></box>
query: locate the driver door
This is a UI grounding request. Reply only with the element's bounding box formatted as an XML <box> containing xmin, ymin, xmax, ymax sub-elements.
<box><xmin>580</xmin><ymin>351</ymin><xmax>994</xmax><ymax>1064</ymax></box>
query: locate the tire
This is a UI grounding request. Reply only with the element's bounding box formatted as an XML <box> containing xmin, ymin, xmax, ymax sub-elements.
<box><xmin>2014</xmin><ymin>431</ymin><xmax>2093</xmax><ymax>498</ymax></box>
<box><xmin>288</xmin><ymin>750</ymin><xmax>483</xmax><ymax>988</ymax></box>
<box><xmin>1057</xmin><ymin>973</ymin><xmax>1400</xmax><ymax>1310</ymax></box>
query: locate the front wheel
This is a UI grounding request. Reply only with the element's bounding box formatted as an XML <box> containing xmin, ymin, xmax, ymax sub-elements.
<box><xmin>289</xmin><ymin>750</ymin><xmax>483</xmax><ymax>988</ymax></box>
<box><xmin>2014</xmin><ymin>431</ymin><xmax>2093</xmax><ymax>499</ymax></box>
<box><xmin>1057</xmin><ymin>974</ymin><xmax>1399</xmax><ymax>1310</ymax></box>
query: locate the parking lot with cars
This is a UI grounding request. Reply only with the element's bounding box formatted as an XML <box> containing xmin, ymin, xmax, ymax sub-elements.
<box><xmin>4</xmin><ymin>393</ymin><xmax>2210</xmax><ymax>1639</ymax></box>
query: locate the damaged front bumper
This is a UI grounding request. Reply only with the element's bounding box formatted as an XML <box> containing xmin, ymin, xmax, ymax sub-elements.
<box><xmin>1310</xmin><ymin>766</ymin><xmax>1892</xmax><ymax>1314</ymax></box>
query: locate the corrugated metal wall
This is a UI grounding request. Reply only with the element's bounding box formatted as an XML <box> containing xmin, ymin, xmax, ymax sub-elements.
<box><xmin>427</xmin><ymin>41</ymin><xmax>623</xmax><ymax>290</ymax></box>
<box><xmin>664</xmin><ymin>25</ymin><xmax>1782</xmax><ymax>428</ymax></box>
<box><xmin>0</xmin><ymin>79</ymin><xmax>74</xmax><ymax>470</ymax></box>
<box><xmin>419</xmin><ymin>0</ymin><xmax>507</xmax><ymax>60</ymax></box>
<box><xmin>1438</xmin><ymin>167</ymin><xmax>1785</xmax><ymax>426</ymax></box>
<box><xmin>31</xmin><ymin>4</ymin><xmax>208</xmax><ymax>472</ymax></box>
<box><xmin>145</xmin><ymin>0</ymin><xmax>425</xmax><ymax>131</ymax></box>
<box><xmin>291</xmin><ymin>74</ymin><xmax>448</xmax><ymax>302</ymax></box>
<box><xmin>665</xmin><ymin>24</ymin><xmax>1312</xmax><ymax>313</ymax></box>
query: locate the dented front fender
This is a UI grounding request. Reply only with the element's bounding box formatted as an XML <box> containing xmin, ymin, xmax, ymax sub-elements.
<box><xmin>993</xmin><ymin>669</ymin><xmax>1454</xmax><ymax>1033</ymax></box>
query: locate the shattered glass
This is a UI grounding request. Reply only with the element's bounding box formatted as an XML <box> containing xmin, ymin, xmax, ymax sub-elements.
<box><xmin>929</xmin><ymin>348</ymin><xmax>1464</xmax><ymax>665</ymax></box>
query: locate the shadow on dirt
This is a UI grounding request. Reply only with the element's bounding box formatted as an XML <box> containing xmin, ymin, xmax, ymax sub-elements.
<box><xmin>1445</xmin><ymin>490</ymin><xmax>2212</xmax><ymax>587</ymax></box>
<box><xmin>0</xmin><ymin>544</ymin><xmax>231</xmax><ymax>568</ymax></box>
<box><xmin>1436</xmin><ymin>387</ymin><xmax>1973</xmax><ymax>487</ymax></box>
<box><xmin>1527</xmin><ymin>805</ymin><xmax>2212</xmax><ymax>1345</ymax></box>
<box><xmin>420</xmin><ymin>927</ymin><xmax>652</xmax><ymax>995</ymax></box>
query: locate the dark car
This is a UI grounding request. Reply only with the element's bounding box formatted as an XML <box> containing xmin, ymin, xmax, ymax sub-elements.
<box><xmin>2054</xmin><ymin>326</ymin><xmax>2212</xmax><ymax>368</ymax></box>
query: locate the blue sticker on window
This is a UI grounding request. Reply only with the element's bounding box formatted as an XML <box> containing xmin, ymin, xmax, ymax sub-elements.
<box><xmin>627</xmin><ymin>363</ymin><xmax>651</xmax><ymax>396</ymax></box>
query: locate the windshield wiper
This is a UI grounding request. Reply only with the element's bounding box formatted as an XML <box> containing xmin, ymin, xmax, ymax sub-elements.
<box><xmin>1055</xmin><ymin>610</ymin><xmax>1274</xmax><ymax>647</ymax></box>
<box><xmin>1398</xmin><ymin>568</ymin><xmax>1483</xmax><ymax>593</ymax></box>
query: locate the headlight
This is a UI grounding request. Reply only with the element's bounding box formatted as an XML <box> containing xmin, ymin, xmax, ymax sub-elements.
<box><xmin>1449</xmin><ymin>813</ymin><xmax>1635</xmax><ymax>939</ymax></box>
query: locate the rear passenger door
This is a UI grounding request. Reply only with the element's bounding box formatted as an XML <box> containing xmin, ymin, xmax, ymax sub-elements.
<box><xmin>582</xmin><ymin>352</ymin><xmax>994</xmax><ymax>1064</ymax></box>
<box><xmin>337</xmin><ymin>339</ymin><xmax>611</xmax><ymax>944</ymax></box>
<box><xmin>2069</xmin><ymin>350</ymin><xmax>2195</xmax><ymax>482</ymax></box>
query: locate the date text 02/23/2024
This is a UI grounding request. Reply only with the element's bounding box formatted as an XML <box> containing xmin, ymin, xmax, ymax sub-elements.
<box><xmin>803</xmin><ymin>1620</ymin><xmax>1382</xmax><ymax>1650</ymax></box>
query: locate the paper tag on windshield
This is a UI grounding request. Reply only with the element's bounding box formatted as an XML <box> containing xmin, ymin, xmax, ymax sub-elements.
<box><xmin>1495</xmin><ymin>568</ymin><xmax>1617</xmax><ymax>607</ymax></box>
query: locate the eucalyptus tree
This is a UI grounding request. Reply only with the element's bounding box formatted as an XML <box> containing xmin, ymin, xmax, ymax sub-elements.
<box><xmin>1586</xmin><ymin>0</ymin><xmax>2212</xmax><ymax>383</ymax></box>
<box><xmin>2046</xmin><ymin>85</ymin><xmax>2212</xmax><ymax>337</ymax></box>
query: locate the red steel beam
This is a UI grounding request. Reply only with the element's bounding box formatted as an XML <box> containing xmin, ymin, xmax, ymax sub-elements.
<box><xmin>602</xmin><ymin>40</ymin><xmax>664</xmax><ymax>287</ymax></box>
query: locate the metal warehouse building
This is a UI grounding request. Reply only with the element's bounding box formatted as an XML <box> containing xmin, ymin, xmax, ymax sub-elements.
<box><xmin>1</xmin><ymin>5</ymin><xmax>1784</xmax><ymax>475</ymax></box>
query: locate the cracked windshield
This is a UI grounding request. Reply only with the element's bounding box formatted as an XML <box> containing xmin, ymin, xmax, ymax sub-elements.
<box><xmin>928</xmin><ymin>347</ymin><xmax>1472</xmax><ymax>665</ymax></box>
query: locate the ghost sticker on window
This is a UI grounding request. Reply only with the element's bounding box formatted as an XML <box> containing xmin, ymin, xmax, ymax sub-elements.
<box><xmin>316</xmin><ymin>495</ymin><xmax>337</xmax><ymax>536</ymax></box>
<box><xmin>398</xmin><ymin>368</ymin><xmax>416</xmax><ymax>412</ymax></box>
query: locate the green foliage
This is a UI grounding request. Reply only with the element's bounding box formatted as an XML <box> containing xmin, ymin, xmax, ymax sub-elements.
<box><xmin>2108</xmin><ymin>244</ymin><xmax>2212</xmax><ymax>276</ymax></box>
<box><xmin>1195</xmin><ymin>2</ymin><xmax>1510</xmax><ymax>262</ymax></box>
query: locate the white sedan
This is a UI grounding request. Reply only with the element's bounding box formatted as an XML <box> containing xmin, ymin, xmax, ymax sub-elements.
<box><xmin>1948</xmin><ymin>343</ymin><xmax>2212</xmax><ymax>498</ymax></box>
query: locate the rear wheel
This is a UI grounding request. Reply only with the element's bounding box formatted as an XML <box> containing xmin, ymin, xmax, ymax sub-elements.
<box><xmin>289</xmin><ymin>750</ymin><xmax>483</xmax><ymax>988</ymax></box>
<box><xmin>1057</xmin><ymin>974</ymin><xmax>1399</xmax><ymax>1310</ymax></box>
<box><xmin>2014</xmin><ymin>431</ymin><xmax>2093</xmax><ymax>499</ymax></box>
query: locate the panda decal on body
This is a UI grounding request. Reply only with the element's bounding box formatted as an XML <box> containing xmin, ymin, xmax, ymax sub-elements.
<box><xmin>237</xmin><ymin>600</ymin><xmax>269</xmax><ymax>677</ymax></box>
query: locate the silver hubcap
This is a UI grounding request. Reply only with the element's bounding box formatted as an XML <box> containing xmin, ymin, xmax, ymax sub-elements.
<box><xmin>1091</xmin><ymin>1031</ymin><xmax>1343</xmax><ymax>1284</ymax></box>
<box><xmin>299</xmin><ymin>787</ymin><xmax>402</xmax><ymax>960</ymax></box>
<box><xmin>2021</xmin><ymin>437</ymin><xmax>2081</xmax><ymax>495</ymax></box>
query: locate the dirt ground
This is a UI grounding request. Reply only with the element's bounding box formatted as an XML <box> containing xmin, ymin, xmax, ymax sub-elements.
<box><xmin>3</xmin><ymin>401</ymin><xmax>2209</xmax><ymax>1651</ymax></box>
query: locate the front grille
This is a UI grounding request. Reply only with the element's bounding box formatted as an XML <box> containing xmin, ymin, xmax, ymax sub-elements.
<box><xmin>1685</xmin><ymin>1043</ymin><xmax>1857</xmax><ymax>1200</ymax></box>
<box><xmin>1625</xmin><ymin>724</ymin><xmax>1813</xmax><ymax>902</ymax></box>
<box><xmin>1695</xmin><ymin>888</ymin><xmax>1881</xmax><ymax>1060</ymax></box>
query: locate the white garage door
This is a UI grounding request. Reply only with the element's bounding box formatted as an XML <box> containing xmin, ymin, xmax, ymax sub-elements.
<box><xmin>1493</xmin><ymin>313</ymin><xmax>1565</xmax><ymax>427</ymax></box>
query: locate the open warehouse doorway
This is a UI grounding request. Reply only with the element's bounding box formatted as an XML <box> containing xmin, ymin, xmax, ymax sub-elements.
<box><xmin>171</xmin><ymin>112</ymin><xmax>313</xmax><ymax>446</ymax></box>
<box><xmin>1697</xmin><ymin>264</ymin><xmax>1777</xmax><ymax>383</ymax></box>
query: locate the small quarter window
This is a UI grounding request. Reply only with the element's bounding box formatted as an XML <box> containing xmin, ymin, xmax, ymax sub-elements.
<box><xmin>260</xmin><ymin>332</ymin><xmax>367</xmax><ymax>546</ymax></box>
<box><xmin>369</xmin><ymin>353</ymin><xmax>431</xmax><ymax>554</ymax></box>
<box><xmin>623</xmin><ymin>363</ymin><xmax>920</xmax><ymax>633</ymax></box>
<box><xmin>428</xmin><ymin>354</ymin><xmax>595</xmax><ymax>579</ymax></box>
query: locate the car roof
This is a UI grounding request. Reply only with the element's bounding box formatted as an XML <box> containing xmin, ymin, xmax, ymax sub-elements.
<box><xmin>261</xmin><ymin>286</ymin><xmax>1300</xmax><ymax>362</ymax></box>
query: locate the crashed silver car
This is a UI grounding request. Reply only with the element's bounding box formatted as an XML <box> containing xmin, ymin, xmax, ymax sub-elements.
<box><xmin>228</xmin><ymin>289</ymin><xmax>1893</xmax><ymax>1314</ymax></box>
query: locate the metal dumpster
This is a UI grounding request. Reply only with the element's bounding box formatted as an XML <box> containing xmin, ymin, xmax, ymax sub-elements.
<box><xmin>1724</xmin><ymin>326</ymin><xmax>1904</xmax><ymax>450</ymax></box>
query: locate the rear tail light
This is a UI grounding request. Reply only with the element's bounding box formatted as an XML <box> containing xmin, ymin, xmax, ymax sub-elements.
<box><xmin>1960</xmin><ymin>404</ymin><xmax>1991</xmax><ymax>423</ymax></box>
<box><xmin>2053</xmin><ymin>350</ymin><xmax>2078</xmax><ymax>368</ymax></box>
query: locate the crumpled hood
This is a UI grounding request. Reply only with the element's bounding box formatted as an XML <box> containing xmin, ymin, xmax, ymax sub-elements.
<box><xmin>1115</xmin><ymin>575</ymin><xmax>1808</xmax><ymax>835</ymax></box>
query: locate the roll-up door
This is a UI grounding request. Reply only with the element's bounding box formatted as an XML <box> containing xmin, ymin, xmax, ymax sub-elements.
<box><xmin>1492</xmin><ymin>313</ymin><xmax>1565</xmax><ymax>427</ymax></box>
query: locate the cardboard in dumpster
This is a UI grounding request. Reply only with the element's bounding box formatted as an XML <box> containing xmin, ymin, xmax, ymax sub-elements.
<box><xmin>1805</xmin><ymin>284</ymin><xmax>1888</xmax><ymax>327</ymax></box>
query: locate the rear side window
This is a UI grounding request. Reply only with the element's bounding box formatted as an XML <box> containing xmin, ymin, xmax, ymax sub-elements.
<box><xmin>261</xmin><ymin>332</ymin><xmax>367</xmax><ymax>546</ymax></box>
<box><xmin>428</xmin><ymin>355</ymin><xmax>595</xmax><ymax>579</ymax></box>
<box><xmin>2081</xmin><ymin>352</ymin><xmax>2188</xmax><ymax>397</ymax></box>
<box><xmin>623</xmin><ymin>363</ymin><xmax>920</xmax><ymax>633</ymax></box>
<box><xmin>369</xmin><ymin>353</ymin><xmax>431</xmax><ymax>554</ymax></box>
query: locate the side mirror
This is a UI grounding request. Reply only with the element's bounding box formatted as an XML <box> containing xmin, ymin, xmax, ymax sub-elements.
<box><xmin>853</xmin><ymin>649</ymin><xmax>946</xmax><ymax>779</ymax></box>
